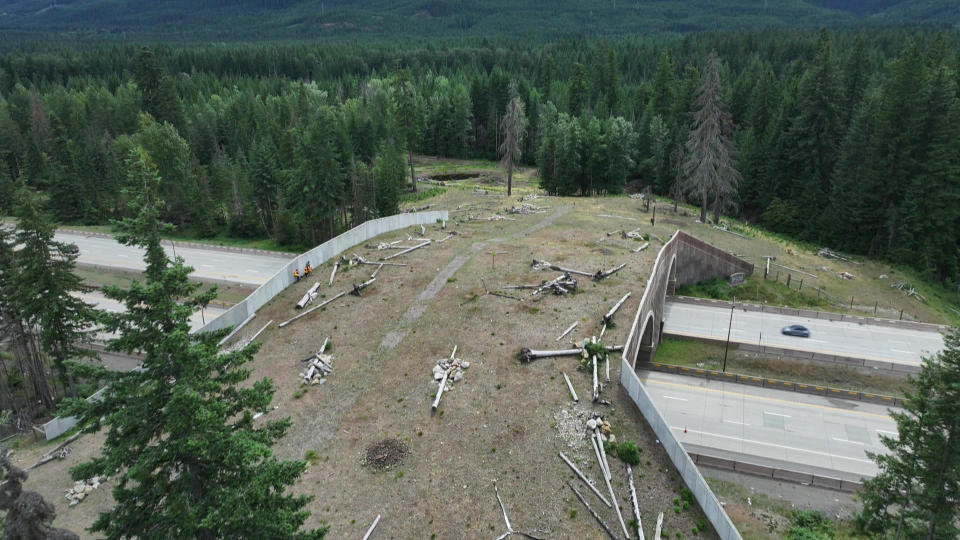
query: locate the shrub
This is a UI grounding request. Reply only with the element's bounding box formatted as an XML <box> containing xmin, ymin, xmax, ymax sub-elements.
<box><xmin>617</xmin><ymin>441</ymin><xmax>642</xmax><ymax>465</ymax></box>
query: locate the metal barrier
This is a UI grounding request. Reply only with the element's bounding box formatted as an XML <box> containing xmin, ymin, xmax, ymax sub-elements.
<box><xmin>686</xmin><ymin>451</ymin><xmax>863</xmax><ymax>493</ymax></box>
<box><xmin>41</xmin><ymin>211</ymin><xmax>449</xmax><ymax>440</ymax></box>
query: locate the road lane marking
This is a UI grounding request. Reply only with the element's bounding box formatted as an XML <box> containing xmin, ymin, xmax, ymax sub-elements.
<box><xmin>644</xmin><ymin>378</ymin><xmax>894</xmax><ymax>419</ymax></box>
<box><xmin>876</xmin><ymin>429</ymin><xmax>898</xmax><ymax>437</ymax></box>
<box><xmin>664</xmin><ymin>395</ymin><xmax>688</xmax><ymax>402</ymax></box>
<box><xmin>832</xmin><ymin>437</ymin><xmax>866</xmax><ymax>446</ymax></box>
<box><xmin>724</xmin><ymin>420</ymin><xmax>750</xmax><ymax>426</ymax></box>
<box><xmin>890</xmin><ymin>349</ymin><xmax>914</xmax><ymax>354</ymax></box>
<box><xmin>671</xmin><ymin>427</ymin><xmax>875</xmax><ymax>464</ymax></box>
<box><xmin>764</xmin><ymin>411</ymin><xmax>792</xmax><ymax>418</ymax></box>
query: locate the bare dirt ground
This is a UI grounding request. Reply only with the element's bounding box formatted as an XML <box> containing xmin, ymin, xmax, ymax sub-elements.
<box><xmin>13</xmin><ymin>176</ymin><xmax>945</xmax><ymax>538</ymax></box>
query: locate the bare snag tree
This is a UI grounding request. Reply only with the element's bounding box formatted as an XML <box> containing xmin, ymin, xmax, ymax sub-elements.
<box><xmin>499</xmin><ymin>95</ymin><xmax>528</xmax><ymax>197</ymax></box>
<box><xmin>680</xmin><ymin>50</ymin><xmax>741</xmax><ymax>223</ymax></box>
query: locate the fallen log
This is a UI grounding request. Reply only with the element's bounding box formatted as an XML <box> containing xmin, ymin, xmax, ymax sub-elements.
<box><xmin>558</xmin><ymin>452</ymin><xmax>611</xmax><ymax>508</ymax></box>
<box><xmin>30</xmin><ymin>431</ymin><xmax>82</xmax><ymax>469</ymax></box>
<box><xmin>329</xmin><ymin>261</ymin><xmax>340</xmax><ymax>286</ymax></box>
<box><xmin>713</xmin><ymin>225</ymin><xmax>748</xmax><ymax>239</ymax></box>
<box><xmin>597</xmin><ymin>429</ymin><xmax>631</xmax><ymax>539</ymax></box>
<box><xmin>568</xmin><ymin>480</ymin><xmax>619</xmax><ymax>540</ymax></box>
<box><xmin>628</xmin><ymin>464</ymin><xmax>645</xmax><ymax>540</ymax></box>
<box><xmin>383</xmin><ymin>240</ymin><xmax>431</xmax><ymax>261</ymax></box>
<box><xmin>562</xmin><ymin>372</ymin><xmax>579</xmax><ymax>403</ymax></box>
<box><xmin>594</xmin><ymin>262</ymin><xmax>627</xmax><ymax>280</ymax></box>
<box><xmin>771</xmin><ymin>261</ymin><xmax>817</xmax><ymax>278</ymax></box>
<box><xmin>352</xmin><ymin>254</ymin><xmax>406</xmax><ymax>267</ymax></box>
<box><xmin>351</xmin><ymin>278</ymin><xmax>376</xmax><ymax>296</ymax></box>
<box><xmin>362</xmin><ymin>515</ymin><xmax>381</xmax><ymax>540</ymax></box>
<box><xmin>633</xmin><ymin>242</ymin><xmax>649</xmax><ymax>253</ymax></box>
<box><xmin>655</xmin><ymin>512</ymin><xmax>664</xmax><ymax>540</ymax></box>
<box><xmin>437</xmin><ymin>232</ymin><xmax>456</xmax><ymax>243</ymax></box>
<box><xmin>493</xmin><ymin>481</ymin><xmax>547</xmax><ymax>540</ymax></box>
<box><xmin>603</xmin><ymin>292</ymin><xmax>632</xmax><ymax>326</ymax></box>
<box><xmin>279</xmin><ymin>291</ymin><xmax>346</xmax><ymax>328</ymax></box>
<box><xmin>431</xmin><ymin>346</ymin><xmax>458</xmax><ymax>411</ymax></box>
<box><xmin>556</xmin><ymin>321</ymin><xmax>578</xmax><ymax>342</ymax></box>
<box><xmin>246</xmin><ymin>320</ymin><xmax>273</xmax><ymax>345</ymax></box>
<box><xmin>531</xmin><ymin>259</ymin><xmax>595</xmax><ymax>278</ymax></box>
<box><xmin>296</xmin><ymin>282</ymin><xmax>322</xmax><ymax>309</ymax></box>
<box><xmin>370</xmin><ymin>263</ymin><xmax>385</xmax><ymax>278</ymax></box>
<box><xmin>518</xmin><ymin>345</ymin><xmax>622</xmax><ymax>363</ymax></box>
<box><xmin>592</xmin><ymin>354</ymin><xmax>599</xmax><ymax>402</ymax></box>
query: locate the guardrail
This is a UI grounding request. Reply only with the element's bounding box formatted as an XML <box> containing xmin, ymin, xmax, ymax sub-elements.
<box><xmin>41</xmin><ymin>211</ymin><xmax>449</xmax><ymax>440</ymax></box>
<box><xmin>645</xmin><ymin>362</ymin><xmax>905</xmax><ymax>408</ymax></box>
<box><xmin>58</xmin><ymin>228</ymin><xmax>298</xmax><ymax>259</ymax></box>
<box><xmin>686</xmin><ymin>451</ymin><xmax>863</xmax><ymax>493</ymax></box>
<box><xmin>668</xmin><ymin>295</ymin><xmax>947</xmax><ymax>333</ymax></box>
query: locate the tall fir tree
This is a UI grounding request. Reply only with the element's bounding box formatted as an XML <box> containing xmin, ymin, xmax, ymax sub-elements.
<box><xmin>64</xmin><ymin>147</ymin><xmax>325</xmax><ymax>540</ymax></box>
<box><xmin>857</xmin><ymin>327</ymin><xmax>960</xmax><ymax>539</ymax></box>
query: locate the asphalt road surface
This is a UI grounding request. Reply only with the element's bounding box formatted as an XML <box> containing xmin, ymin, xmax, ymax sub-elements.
<box><xmin>57</xmin><ymin>232</ymin><xmax>290</xmax><ymax>286</ymax></box>
<box><xmin>663</xmin><ymin>301</ymin><xmax>944</xmax><ymax>367</ymax></box>
<box><xmin>76</xmin><ymin>290</ymin><xmax>228</xmax><ymax>336</ymax></box>
<box><xmin>640</xmin><ymin>370</ymin><xmax>896</xmax><ymax>479</ymax></box>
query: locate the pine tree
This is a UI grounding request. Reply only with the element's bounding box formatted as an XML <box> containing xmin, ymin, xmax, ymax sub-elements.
<box><xmin>499</xmin><ymin>95</ymin><xmax>528</xmax><ymax>197</ymax></box>
<box><xmin>569</xmin><ymin>62</ymin><xmax>590</xmax><ymax>117</ymax></box>
<box><xmin>857</xmin><ymin>326</ymin><xmax>960</xmax><ymax>539</ymax></box>
<box><xmin>680</xmin><ymin>51</ymin><xmax>740</xmax><ymax>223</ymax></box>
<box><xmin>374</xmin><ymin>138</ymin><xmax>405</xmax><ymax>217</ymax></box>
<box><xmin>64</xmin><ymin>147</ymin><xmax>325</xmax><ymax>539</ymax></box>
<box><xmin>12</xmin><ymin>186</ymin><xmax>99</xmax><ymax>398</ymax></box>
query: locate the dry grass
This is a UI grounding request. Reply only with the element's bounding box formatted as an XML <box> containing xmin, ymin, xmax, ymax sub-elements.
<box><xmin>14</xmin><ymin>181</ymin><xmax>953</xmax><ymax>539</ymax></box>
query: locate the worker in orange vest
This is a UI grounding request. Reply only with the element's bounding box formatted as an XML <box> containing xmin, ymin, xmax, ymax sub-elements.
<box><xmin>304</xmin><ymin>262</ymin><xmax>312</xmax><ymax>276</ymax></box>
<box><xmin>294</xmin><ymin>268</ymin><xmax>300</xmax><ymax>282</ymax></box>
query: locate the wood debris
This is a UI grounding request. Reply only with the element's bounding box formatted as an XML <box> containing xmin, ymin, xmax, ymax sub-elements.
<box><xmin>382</xmin><ymin>240</ymin><xmax>431</xmax><ymax>261</ymax></box>
<box><xmin>562</xmin><ymin>371</ymin><xmax>579</xmax><ymax>403</ymax></box>
<box><xmin>628</xmin><ymin>464</ymin><xmax>645</xmax><ymax>540</ymax></box>
<box><xmin>633</xmin><ymin>242</ymin><xmax>649</xmax><ymax>253</ymax></box>
<box><xmin>299</xmin><ymin>341</ymin><xmax>334</xmax><ymax>384</ymax></box>
<box><xmin>603</xmin><ymin>292</ymin><xmax>631</xmax><ymax>326</ymax></box>
<box><xmin>558</xmin><ymin>452</ymin><xmax>610</xmax><ymax>507</ymax></box>
<box><xmin>622</xmin><ymin>227</ymin><xmax>644</xmax><ymax>239</ymax></box>
<box><xmin>556</xmin><ymin>321</ymin><xmax>578</xmax><ymax>342</ymax></box>
<box><xmin>493</xmin><ymin>481</ymin><xmax>547</xmax><ymax>540</ymax></box>
<box><xmin>891</xmin><ymin>281</ymin><xmax>927</xmax><ymax>302</ymax></box>
<box><xmin>818</xmin><ymin>247</ymin><xmax>860</xmax><ymax>264</ymax></box>
<box><xmin>30</xmin><ymin>431</ymin><xmax>81</xmax><ymax>469</ymax></box>
<box><xmin>64</xmin><ymin>475</ymin><xmax>107</xmax><ymax>506</ymax></box>
<box><xmin>838</xmin><ymin>271</ymin><xmax>855</xmax><ymax>280</ymax></box>
<box><xmin>432</xmin><ymin>346</ymin><xmax>468</xmax><ymax>411</ymax></box>
<box><xmin>296</xmin><ymin>282</ymin><xmax>321</xmax><ymax>309</ymax></box>
<box><xmin>351</xmin><ymin>278</ymin><xmax>376</xmax><ymax>296</ymax></box>
<box><xmin>531</xmin><ymin>259</ymin><xmax>627</xmax><ymax>281</ymax></box>
<box><xmin>279</xmin><ymin>291</ymin><xmax>346</xmax><ymax>328</ymax></box>
<box><xmin>362</xmin><ymin>515</ymin><xmax>381</xmax><ymax>540</ymax></box>
<box><xmin>655</xmin><ymin>512</ymin><xmax>664</xmax><ymax>540</ymax></box>
<box><xmin>568</xmin><ymin>480</ymin><xmax>619</xmax><ymax>540</ymax></box>
<box><xmin>712</xmin><ymin>225</ymin><xmax>748</xmax><ymax>239</ymax></box>
<box><xmin>517</xmin><ymin>344</ymin><xmax>622</xmax><ymax>363</ymax></box>
<box><xmin>506</xmin><ymin>203</ymin><xmax>548</xmax><ymax>215</ymax></box>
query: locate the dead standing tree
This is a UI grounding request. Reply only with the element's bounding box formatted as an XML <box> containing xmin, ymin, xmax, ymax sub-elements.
<box><xmin>499</xmin><ymin>95</ymin><xmax>528</xmax><ymax>197</ymax></box>
<box><xmin>679</xmin><ymin>50</ymin><xmax>741</xmax><ymax>224</ymax></box>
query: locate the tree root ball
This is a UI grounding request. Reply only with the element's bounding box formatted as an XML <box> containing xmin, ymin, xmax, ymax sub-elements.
<box><xmin>362</xmin><ymin>438</ymin><xmax>409</xmax><ymax>471</ymax></box>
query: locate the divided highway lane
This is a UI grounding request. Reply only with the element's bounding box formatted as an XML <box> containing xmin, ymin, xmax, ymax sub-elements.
<box><xmin>663</xmin><ymin>301</ymin><xmax>944</xmax><ymax>367</ymax></box>
<box><xmin>76</xmin><ymin>291</ymin><xmax>228</xmax><ymax>335</ymax></box>
<box><xmin>641</xmin><ymin>370</ymin><xmax>896</xmax><ymax>479</ymax></box>
<box><xmin>57</xmin><ymin>232</ymin><xmax>291</xmax><ymax>286</ymax></box>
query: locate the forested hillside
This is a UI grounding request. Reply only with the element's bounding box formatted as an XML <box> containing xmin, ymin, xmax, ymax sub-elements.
<box><xmin>0</xmin><ymin>28</ymin><xmax>958</xmax><ymax>284</ymax></box>
<box><xmin>0</xmin><ymin>0</ymin><xmax>957</xmax><ymax>42</ymax></box>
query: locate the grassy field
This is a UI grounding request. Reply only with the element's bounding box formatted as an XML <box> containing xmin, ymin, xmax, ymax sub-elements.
<box><xmin>654</xmin><ymin>338</ymin><xmax>913</xmax><ymax>397</ymax></box>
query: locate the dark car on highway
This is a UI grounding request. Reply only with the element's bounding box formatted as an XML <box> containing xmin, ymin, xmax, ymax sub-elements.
<box><xmin>781</xmin><ymin>324</ymin><xmax>810</xmax><ymax>337</ymax></box>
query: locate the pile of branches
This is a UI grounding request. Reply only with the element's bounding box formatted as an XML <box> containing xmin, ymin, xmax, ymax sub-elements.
<box><xmin>506</xmin><ymin>203</ymin><xmax>548</xmax><ymax>215</ymax></box>
<box><xmin>535</xmin><ymin>273</ymin><xmax>578</xmax><ymax>295</ymax></box>
<box><xmin>890</xmin><ymin>281</ymin><xmax>927</xmax><ymax>302</ymax></box>
<box><xmin>299</xmin><ymin>340</ymin><xmax>334</xmax><ymax>384</ymax></box>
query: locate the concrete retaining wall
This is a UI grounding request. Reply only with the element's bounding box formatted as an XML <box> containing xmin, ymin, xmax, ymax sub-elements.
<box><xmin>621</xmin><ymin>359</ymin><xmax>743</xmax><ymax>540</ymax></box>
<box><xmin>686</xmin><ymin>451</ymin><xmax>862</xmax><ymax>493</ymax></box>
<box><xmin>668</xmin><ymin>295</ymin><xmax>946</xmax><ymax>333</ymax></box>
<box><xmin>645</xmin><ymin>362</ymin><xmax>906</xmax><ymax>408</ymax></box>
<box><xmin>41</xmin><ymin>211</ymin><xmax>448</xmax><ymax>440</ymax></box>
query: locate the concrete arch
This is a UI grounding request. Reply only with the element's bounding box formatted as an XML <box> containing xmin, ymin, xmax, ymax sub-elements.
<box><xmin>667</xmin><ymin>254</ymin><xmax>678</xmax><ymax>296</ymax></box>
<box><xmin>635</xmin><ymin>310</ymin><xmax>658</xmax><ymax>366</ymax></box>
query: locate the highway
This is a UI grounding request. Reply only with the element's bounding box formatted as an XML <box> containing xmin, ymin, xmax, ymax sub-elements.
<box><xmin>663</xmin><ymin>301</ymin><xmax>944</xmax><ymax>367</ymax></box>
<box><xmin>76</xmin><ymin>290</ymin><xmax>228</xmax><ymax>335</ymax></box>
<box><xmin>641</xmin><ymin>370</ymin><xmax>895</xmax><ymax>479</ymax></box>
<box><xmin>57</xmin><ymin>231</ymin><xmax>291</xmax><ymax>286</ymax></box>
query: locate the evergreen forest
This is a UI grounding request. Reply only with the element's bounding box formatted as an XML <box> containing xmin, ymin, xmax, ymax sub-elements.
<box><xmin>2</xmin><ymin>28</ymin><xmax>959</xmax><ymax>283</ymax></box>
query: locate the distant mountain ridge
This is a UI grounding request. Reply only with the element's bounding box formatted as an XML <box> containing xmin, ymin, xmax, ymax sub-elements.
<box><xmin>0</xmin><ymin>0</ymin><xmax>956</xmax><ymax>41</ymax></box>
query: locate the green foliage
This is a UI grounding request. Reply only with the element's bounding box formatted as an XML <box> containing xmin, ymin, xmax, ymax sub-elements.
<box><xmin>617</xmin><ymin>441</ymin><xmax>642</xmax><ymax>466</ymax></box>
<box><xmin>857</xmin><ymin>326</ymin><xmax>960</xmax><ymax>539</ymax></box>
<box><xmin>400</xmin><ymin>186</ymin><xmax>445</xmax><ymax>204</ymax></box>
<box><xmin>62</xmin><ymin>152</ymin><xmax>325</xmax><ymax>539</ymax></box>
<box><xmin>788</xmin><ymin>510</ymin><xmax>835</xmax><ymax>540</ymax></box>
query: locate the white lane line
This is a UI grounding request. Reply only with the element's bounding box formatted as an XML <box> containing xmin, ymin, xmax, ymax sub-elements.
<box><xmin>672</xmin><ymin>427</ymin><xmax>874</xmax><ymax>464</ymax></box>
<box><xmin>876</xmin><ymin>429</ymin><xmax>898</xmax><ymax>437</ymax></box>
<box><xmin>200</xmin><ymin>264</ymin><xmax>213</xmax><ymax>268</ymax></box>
<box><xmin>764</xmin><ymin>411</ymin><xmax>792</xmax><ymax>418</ymax></box>
<box><xmin>663</xmin><ymin>395</ymin><xmax>688</xmax><ymax>402</ymax></box>
<box><xmin>247</xmin><ymin>269</ymin><xmax>261</xmax><ymax>273</ymax></box>
<box><xmin>832</xmin><ymin>437</ymin><xmax>866</xmax><ymax>446</ymax></box>
<box><xmin>890</xmin><ymin>349</ymin><xmax>914</xmax><ymax>354</ymax></box>
<box><xmin>724</xmin><ymin>420</ymin><xmax>750</xmax><ymax>426</ymax></box>
<box><xmin>117</xmin><ymin>254</ymin><xmax>128</xmax><ymax>258</ymax></box>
